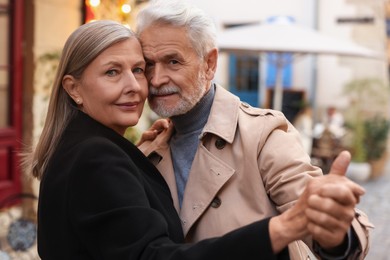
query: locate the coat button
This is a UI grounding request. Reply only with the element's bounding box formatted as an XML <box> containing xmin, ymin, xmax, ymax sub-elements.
<box><xmin>210</xmin><ymin>197</ymin><xmax>222</xmax><ymax>208</ymax></box>
<box><xmin>215</xmin><ymin>138</ymin><xmax>226</xmax><ymax>149</ymax></box>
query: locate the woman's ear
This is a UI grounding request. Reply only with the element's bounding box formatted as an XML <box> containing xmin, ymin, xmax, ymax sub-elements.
<box><xmin>205</xmin><ymin>48</ymin><xmax>218</xmax><ymax>80</ymax></box>
<box><xmin>62</xmin><ymin>75</ymin><xmax>82</xmax><ymax>105</ymax></box>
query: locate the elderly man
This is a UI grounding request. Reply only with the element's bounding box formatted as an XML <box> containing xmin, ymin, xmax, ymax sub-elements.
<box><xmin>136</xmin><ymin>0</ymin><xmax>372</xmax><ymax>259</ymax></box>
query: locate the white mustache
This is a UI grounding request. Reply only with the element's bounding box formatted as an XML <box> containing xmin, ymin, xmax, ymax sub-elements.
<box><xmin>149</xmin><ymin>85</ymin><xmax>180</xmax><ymax>95</ymax></box>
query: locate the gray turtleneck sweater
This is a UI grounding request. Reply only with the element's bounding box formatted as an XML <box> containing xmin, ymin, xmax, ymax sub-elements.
<box><xmin>170</xmin><ymin>84</ymin><xmax>215</xmax><ymax>208</ymax></box>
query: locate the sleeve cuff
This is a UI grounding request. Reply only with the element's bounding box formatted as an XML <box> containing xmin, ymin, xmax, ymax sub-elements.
<box><xmin>313</xmin><ymin>228</ymin><xmax>353</xmax><ymax>260</ymax></box>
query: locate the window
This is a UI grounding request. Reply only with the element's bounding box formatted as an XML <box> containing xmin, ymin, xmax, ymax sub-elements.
<box><xmin>233</xmin><ymin>54</ymin><xmax>259</xmax><ymax>92</ymax></box>
<box><xmin>229</xmin><ymin>54</ymin><xmax>259</xmax><ymax>107</ymax></box>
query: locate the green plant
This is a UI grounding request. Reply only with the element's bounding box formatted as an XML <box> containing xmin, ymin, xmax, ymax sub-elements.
<box><xmin>124</xmin><ymin>127</ymin><xmax>141</xmax><ymax>144</ymax></box>
<box><xmin>343</xmin><ymin>78</ymin><xmax>390</xmax><ymax>162</ymax></box>
<box><xmin>348</xmin><ymin>119</ymin><xmax>367</xmax><ymax>162</ymax></box>
<box><xmin>364</xmin><ymin>116</ymin><xmax>390</xmax><ymax>161</ymax></box>
<box><xmin>37</xmin><ymin>51</ymin><xmax>61</xmax><ymax>95</ymax></box>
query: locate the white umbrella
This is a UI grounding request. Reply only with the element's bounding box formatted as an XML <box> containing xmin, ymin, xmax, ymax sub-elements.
<box><xmin>217</xmin><ymin>22</ymin><xmax>383</xmax><ymax>111</ymax></box>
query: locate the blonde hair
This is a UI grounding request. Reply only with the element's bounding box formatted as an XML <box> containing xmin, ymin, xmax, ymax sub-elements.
<box><xmin>25</xmin><ymin>20</ymin><xmax>134</xmax><ymax>179</ymax></box>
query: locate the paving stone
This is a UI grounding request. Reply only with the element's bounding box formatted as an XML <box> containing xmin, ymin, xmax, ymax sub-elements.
<box><xmin>355</xmin><ymin>161</ymin><xmax>390</xmax><ymax>260</ymax></box>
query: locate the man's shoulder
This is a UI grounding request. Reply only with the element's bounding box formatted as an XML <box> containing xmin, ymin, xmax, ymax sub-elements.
<box><xmin>235</xmin><ymin>102</ymin><xmax>290</xmax><ymax>135</ymax></box>
<box><xmin>214</xmin><ymin>84</ymin><xmax>286</xmax><ymax>118</ymax></box>
<box><xmin>238</xmin><ymin>102</ymin><xmax>285</xmax><ymax>118</ymax></box>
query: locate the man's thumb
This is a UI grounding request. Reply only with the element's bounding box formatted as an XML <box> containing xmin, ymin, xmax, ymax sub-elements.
<box><xmin>329</xmin><ymin>150</ymin><xmax>351</xmax><ymax>176</ymax></box>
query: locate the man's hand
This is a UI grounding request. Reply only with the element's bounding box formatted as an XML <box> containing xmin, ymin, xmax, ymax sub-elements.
<box><xmin>269</xmin><ymin>151</ymin><xmax>365</xmax><ymax>254</ymax></box>
<box><xmin>306</xmin><ymin>151</ymin><xmax>365</xmax><ymax>249</ymax></box>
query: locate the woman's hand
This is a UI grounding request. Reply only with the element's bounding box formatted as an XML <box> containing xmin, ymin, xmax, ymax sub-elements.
<box><xmin>137</xmin><ymin>118</ymin><xmax>172</xmax><ymax>147</ymax></box>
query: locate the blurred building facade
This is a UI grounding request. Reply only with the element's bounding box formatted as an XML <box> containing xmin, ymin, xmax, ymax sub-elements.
<box><xmin>190</xmin><ymin>0</ymin><xmax>388</xmax><ymax>117</ymax></box>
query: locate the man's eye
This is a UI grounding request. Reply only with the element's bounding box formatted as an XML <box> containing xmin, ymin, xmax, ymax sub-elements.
<box><xmin>169</xmin><ymin>60</ymin><xmax>179</xmax><ymax>65</ymax></box>
<box><xmin>106</xmin><ymin>69</ymin><xmax>118</xmax><ymax>76</ymax></box>
<box><xmin>145</xmin><ymin>62</ymin><xmax>154</xmax><ymax>68</ymax></box>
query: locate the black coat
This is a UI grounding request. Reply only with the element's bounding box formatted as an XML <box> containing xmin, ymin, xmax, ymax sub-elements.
<box><xmin>38</xmin><ymin>110</ymin><xmax>288</xmax><ymax>259</ymax></box>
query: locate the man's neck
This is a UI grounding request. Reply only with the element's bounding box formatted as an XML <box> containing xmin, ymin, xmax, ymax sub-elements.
<box><xmin>171</xmin><ymin>84</ymin><xmax>215</xmax><ymax>135</ymax></box>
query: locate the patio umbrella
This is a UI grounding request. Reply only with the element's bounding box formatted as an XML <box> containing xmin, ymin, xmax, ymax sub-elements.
<box><xmin>217</xmin><ymin>22</ymin><xmax>383</xmax><ymax>111</ymax></box>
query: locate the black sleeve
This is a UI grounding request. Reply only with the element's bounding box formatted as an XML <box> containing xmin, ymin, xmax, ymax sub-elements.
<box><xmin>68</xmin><ymin>138</ymin><xmax>287</xmax><ymax>260</ymax></box>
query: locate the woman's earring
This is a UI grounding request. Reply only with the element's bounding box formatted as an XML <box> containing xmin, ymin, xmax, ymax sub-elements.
<box><xmin>76</xmin><ymin>99</ymin><xmax>81</xmax><ymax>104</ymax></box>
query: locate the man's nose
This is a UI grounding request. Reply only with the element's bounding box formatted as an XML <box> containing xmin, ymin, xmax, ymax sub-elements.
<box><xmin>149</xmin><ymin>64</ymin><xmax>168</xmax><ymax>87</ymax></box>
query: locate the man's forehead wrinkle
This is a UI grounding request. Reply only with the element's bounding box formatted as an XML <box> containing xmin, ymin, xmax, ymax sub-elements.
<box><xmin>143</xmin><ymin>46</ymin><xmax>183</xmax><ymax>60</ymax></box>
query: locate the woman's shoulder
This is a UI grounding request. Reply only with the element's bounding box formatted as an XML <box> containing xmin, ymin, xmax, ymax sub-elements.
<box><xmin>53</xmin><ymin>130</ymin><xmax>131</xmax><ymax>170</ymax></box>
<box><xmin>72</xmin><ymin>135</ymin><xmax>128</xmax><ymax>159</ymax></box>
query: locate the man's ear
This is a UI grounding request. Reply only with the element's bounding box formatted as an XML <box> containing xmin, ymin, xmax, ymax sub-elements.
<box><xmin>62</xmin><ymin>75</ymin><xmax>83</xmax><ymax>105</ymax></box>
<box><xmin>205</xmin><ymin>48</ymin><xmax>218</xmax><ymax>80</ymax></box>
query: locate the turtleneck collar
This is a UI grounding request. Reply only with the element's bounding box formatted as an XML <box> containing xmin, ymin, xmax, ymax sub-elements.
<box><xmin>171</xmin><ymin>84</ymin><xmax>215</xmax><ymax>135</ymax></box>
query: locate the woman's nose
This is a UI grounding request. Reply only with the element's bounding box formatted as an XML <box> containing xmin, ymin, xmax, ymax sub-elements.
<box><xmin>124</xmin><ymin>72</ymin><xmax>142</xmax><ymax>93</ymax></box>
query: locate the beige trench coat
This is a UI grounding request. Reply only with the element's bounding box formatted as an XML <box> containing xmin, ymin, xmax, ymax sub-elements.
<box><xmin>140</xmin><ymin>85</ymin><xmax>372</xmax><ymax>259</ymax></box>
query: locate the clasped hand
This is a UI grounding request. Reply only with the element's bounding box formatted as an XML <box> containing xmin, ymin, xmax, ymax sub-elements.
<box><xmin>270</xmin><ymin>151</ymin><xmax>365</xmax><ymax>253</ymax></box>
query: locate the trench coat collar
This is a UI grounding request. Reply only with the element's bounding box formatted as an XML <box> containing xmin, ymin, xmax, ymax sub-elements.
<box><xmin>200</xmin><ymin>84</ymin><xmax>241</xmax><ymax>144</ymax></box>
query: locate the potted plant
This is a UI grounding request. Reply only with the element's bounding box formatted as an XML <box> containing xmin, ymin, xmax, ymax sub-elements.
<box><xmin>364</xmin><ymin>116</ymin><xmax>390</xmax><ymax>178</ymax></box>
<box><xmin>343</xmin><ymin>78</ymin><xmax>390</xmax><ymax>179</ymax></box>
<box><xmin>344</xmin><ymin>115</ymin><xmax>371</xmax><ymax>181</ymax></box>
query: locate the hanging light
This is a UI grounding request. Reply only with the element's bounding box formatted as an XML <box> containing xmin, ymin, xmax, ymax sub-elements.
<box><xmin>121</xmin><ymin>3</ymin><xmax>132</xmax><ymax>14</ymax></box>
<box><xmin>89</xmin><ymin>0</ymin><xmax>101</xmax><ymax>7</ymax></box>
<box><xmin>85</xmin><ymin>0</ymin><xmax>100</xmax><ymax>23</ymax></box>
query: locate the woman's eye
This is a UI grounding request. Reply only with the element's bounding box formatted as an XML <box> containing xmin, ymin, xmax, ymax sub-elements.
<box><xmin>106</xmin><ymin>69</ymin><xmax>118</xmax><ymax>76</ymax></box>
<box><xmin>133</xmin><ymin>67</ymin><xmax>144</xmax><ymax>74</ymax></box>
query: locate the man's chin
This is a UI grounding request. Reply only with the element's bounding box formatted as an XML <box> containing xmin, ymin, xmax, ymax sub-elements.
<box><xmin>150</xmin><ymin>106</ymin><xmax>174</xmax><ymax>118</ymax></box>
<box><xmin>151</xmin><ymin>106</ymin><xmax>190</xmax><ymax>118</ymax></box>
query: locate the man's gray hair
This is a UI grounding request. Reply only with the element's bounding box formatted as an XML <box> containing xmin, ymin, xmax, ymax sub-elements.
<box><xmin>136</xmin><ymin>0</ymin><xmax>217</xmax><ymax>58</ymax></box>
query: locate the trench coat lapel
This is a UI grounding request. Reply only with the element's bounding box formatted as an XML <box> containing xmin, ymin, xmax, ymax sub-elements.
<box><xmin>179</xmin><ymin>85</ymin><xmax>239</xmax><ymax>236</ymax></box>
<box><xmin>154</xmin><ymin>147</ymin><xmax>181</xmax><ymax>213</ymax></box>
<box><xmin>179</xmin><ymin>144</ymin><xmax>235</xmax><ymax>236</ymax></box>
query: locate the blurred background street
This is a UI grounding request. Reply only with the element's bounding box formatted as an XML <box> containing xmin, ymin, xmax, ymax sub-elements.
<box><xmin>356</xmin><ymin>157</ymin><xmax>390</xmax><ymax>260</ymax></box>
